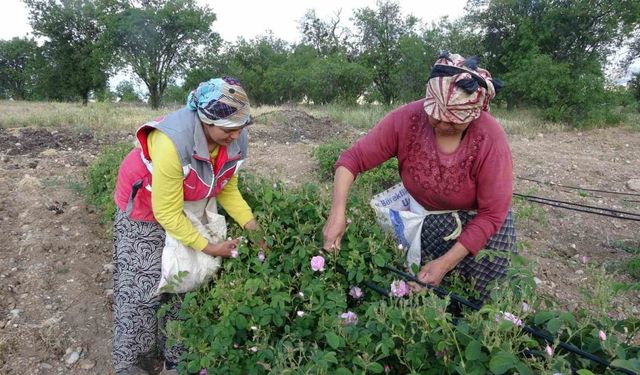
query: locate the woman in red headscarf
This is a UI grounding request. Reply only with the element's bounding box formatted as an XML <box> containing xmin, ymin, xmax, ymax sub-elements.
<box><xmin>322</xmin><ymin>52</ymin><xmax>515</xmax><ymax>303</ymax></box>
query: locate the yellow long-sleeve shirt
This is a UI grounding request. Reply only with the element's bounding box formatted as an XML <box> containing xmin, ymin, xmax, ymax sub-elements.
<box><xmin>148</xmin><ymin>130</ymin><xmax>254</xmax><ymax>251</ymax></box>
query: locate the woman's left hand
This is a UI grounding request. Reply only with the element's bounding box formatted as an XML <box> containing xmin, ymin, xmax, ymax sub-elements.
<box><xmin>416</xmin><ymin>242</ymin><xmax>470</xmax><ymax>287</ymax></box>
<box><xmin>417</xmin><ymin>257</ymin><xmax>451</xmax><ymax>287</ymax></box>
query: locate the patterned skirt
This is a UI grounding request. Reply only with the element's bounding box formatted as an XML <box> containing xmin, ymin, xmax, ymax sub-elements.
<box><xmin>420</xmin><ymin>210</ymin><xmax>517</xmax><ymax>302</ymax></box>
<box><xmin>112</xmin><ymin>209</ymin><xmax>182</xmax><ymax>371</ymax></box>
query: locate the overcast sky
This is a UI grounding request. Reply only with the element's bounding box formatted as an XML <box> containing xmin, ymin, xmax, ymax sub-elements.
<box><xmin>2</xmin><ymin>0</ymin><xmax>636</xmax><ymax>86</ymax></box>
<box><xmin>0</xmin><ymin>0</ymin><xmax>468</xmax><ymax>42</ymax></box>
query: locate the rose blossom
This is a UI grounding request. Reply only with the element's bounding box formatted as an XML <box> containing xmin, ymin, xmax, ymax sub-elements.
<box><xmin>340</xmin><ymin>311</ymin><xmax>358</xmax><ymax>325</ymax></box>
<box><xmin>310</xmin><ymin>256</ymin><xmax>325</xmax><ymax>272</ymax></box>
<box><xmin>250</xmin><ymin>346</ymin><xmax>258</xmax><ymax>352</ymax></box>
<box><xmin>297</xmin><ymin>310</ymin><xmax>305</xmax><ymax>317</ymax></box>
<box><xmin>495</xmin><ymin>311</ymin><xmax>523</xmax><ymax>327</ymax></box>
<box><xmin>230</xmin><ymin>248</ymin><xmax>239</xmax><ymax>258</ymax></box>
<box><xmin>545</xmin><ymin>345</ymin><xmax>553</xmax><ymax>356</ymax></box>
<box><xmin>598</xmin><ymin>330</ymin><xmax>607</xmax><ymax>341</ymax></box>
<box><xmin>390</xmin><ymin>280</ymin><xmax>409</xmax><ymax>297</ymax></box>
<box><xmin>349</xmin><ymin>286</ymin><xmax>363</xmax><ymax>299</ymax></box>
<box><xmin>258</xmin><ymin>251</ymin><xmax>265</xmax><ymax>262</ymax></box>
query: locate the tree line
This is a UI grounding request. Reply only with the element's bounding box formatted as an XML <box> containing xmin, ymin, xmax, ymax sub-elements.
<box><xmin>1</xmin><ymin>0</ymin><xmax>640</xmax><ymax>126</ymax></box>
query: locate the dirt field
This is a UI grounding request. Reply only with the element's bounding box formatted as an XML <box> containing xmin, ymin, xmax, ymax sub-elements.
<box><xmin>0</xmin><ymin>110</ymin><xmax>638</xmax><ymax>374</ymax></box>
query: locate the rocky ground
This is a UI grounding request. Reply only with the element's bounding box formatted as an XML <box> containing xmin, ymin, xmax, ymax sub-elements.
<box><xmin>0</xmin><ymin>110</ymin><xmax>638</xmax><ymax>374</ymax></box>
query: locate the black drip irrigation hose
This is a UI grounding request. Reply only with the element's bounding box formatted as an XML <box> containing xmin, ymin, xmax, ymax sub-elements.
<box><xmin>514</xmin><ymin>193</ymin><xmax>640</xmax><ymax>222</ymax></box>
<box><xmin>517</xmin><ymin>177</ymin><xmax>640</xmax><ymax>197</ymax></box>
<box><xmin>327</xmin><ymin>253</ymin><xmax>637</xmax><ymax>375</ymax></box>
<box><xmin>381</xmin><ymin>265</ymin><xmax>637</xmax><ymax>375</ymax></box>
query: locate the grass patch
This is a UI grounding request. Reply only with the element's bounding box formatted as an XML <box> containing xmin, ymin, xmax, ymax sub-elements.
<box><xmin>612</xmin><ymin>240</ymin><xmax>640</xmax><ymax>255</ymax></box>
<box><xmin>85</xmin><ymin>143</ymin><xmax>132</xmax><ymax>224</ymax></box>
<box><xmin>624</xmin><ymin>257</ymin><xmax>640</xmax><ymax>280</ymax></box>
<box><xmin>0</xmin><ymin>100</ymin><xmax>176</xmax><ymax>133</ymax></box>
<box><xmin>513</xmin><ymin>194</ymin><xmax>547</xmax><ymax>224</ymax></box>
<box><xmin>304</xmin><ymin>103</ymin><xmax>393</xmax><ymax>130</ymax></box>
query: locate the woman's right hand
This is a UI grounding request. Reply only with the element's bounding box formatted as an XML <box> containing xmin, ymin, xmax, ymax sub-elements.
<box><xmin>202</xmin><ymin>238</ymin><xmax>240</xmax><ymax>257</ymax></box>
<box><xmin>322</xmin><ymin>210</ymin><xmax>346</xmax><ymax>252</ymax></box>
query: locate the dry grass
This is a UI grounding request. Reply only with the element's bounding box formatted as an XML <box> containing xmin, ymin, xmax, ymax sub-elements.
<box><xmin>1</xmin><ymin>100</ymin><xmax>636</xmax><ymax>136</ymax></box>
<box><xmin>0</xmin><ymin>100</ymin><xmax>174</xmax><ymax>134</ymax></box>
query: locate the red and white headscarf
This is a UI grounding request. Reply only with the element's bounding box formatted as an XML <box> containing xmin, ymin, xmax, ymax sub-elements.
<box><xmin>424</xmin><ymin>53</ymin><xmax>498</xmax><ymax>124</ymax></box>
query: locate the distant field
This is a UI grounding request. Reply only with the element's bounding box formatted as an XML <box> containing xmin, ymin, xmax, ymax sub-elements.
<box><xmin>1</xmin><ymin>100</ymin><xmax>638</xmax><ymax>135</ymax></box>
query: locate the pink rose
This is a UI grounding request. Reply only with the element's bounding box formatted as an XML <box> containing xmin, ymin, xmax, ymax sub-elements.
<box><xmin>495</xmin><ymin>311</ymin><xmax>523</xmax><ymax>327</ymax></box>
<box><xmin>258</xmin><ymin>251</ymin><xmax>265</xmax><ymax>262</ymax></box>
<box><xmin>230</xmin><ymin>249</ymin><xmax>238</xmax><ymax>258</ymax></box>
<box><xmin>390</xmin><ymin>280</ymin><xmax>409</xmax><ymax>297</ymax></box>
<box><xmin>545</xmin><ymin>345</ymin><xmax>553</xmax><ymax>357</ymax></box>
<box><xmin>310</xmin><ymin>256</ymin><xmax>325</xmax><ymax>272</ymax></box>
<box><xmin>598</xmin><ymin>330</ymin><xmax>607</xmax><ymax>341</ymax></box>
<box><xmin>340</xmin><ymin>311</ymin><xmax>358</xmax><ymax>325</ymax></box>
<box><xmin>349</xmin><ymin>286</ymin><xmax>363</xmax><ymax>299</ymax></box>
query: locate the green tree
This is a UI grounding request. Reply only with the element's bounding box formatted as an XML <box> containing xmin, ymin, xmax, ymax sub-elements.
<box><xmin>0</xmin><ymin>37</ymin><xmax>41</xmax><ymax>100</ymax></box>
<box><xmin>352</xmin><ymin>0</ymin><xmax>419</xmax><ymax>104</ymax></box>
<box><xmin>468</xmin><ymin>0</ymin><xmax>640</xmax><ymax>124</ymax></box>
<box><xmin>114</xmin><ymin>80</ymin><xmax>140</xmax><ymax>102</ymax></box>
<box><xmin>630</xmin><ymin>72</ymin><xmax>640</xmax><ymax>110</ymax></box>
<box><xmin>223</xmin><ymin>34</ymin><xmax>293</xmax><ymax>105</ymax></box>
<box><xmin>298</xmin><ymin>9</ymin><xmax>353</xmax><ymax>57</ymax></box>
<box><xmin>162</xmin><ymin>84</ymin><xmax>188</xmax><ymax>106</ymax></box>
<box><xmin>105</xmin><ymin>0</ymin><xmax>219</xmax><ymax>109</ymax></box>
<box><xmin>25</xmin><ymin>0</ymin><xmax>110</xmax><ymax>104</ymax></box>
<box><xmin>300</xmin><ymin>55</ymin><xmax>371</xmax><ymax>104</ymax></box>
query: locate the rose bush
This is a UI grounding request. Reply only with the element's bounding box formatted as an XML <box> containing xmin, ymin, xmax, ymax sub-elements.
<box><xmin>166</xmin><ymin>175</ymin><xmax>640</xmax><ymax>374</ymax></box>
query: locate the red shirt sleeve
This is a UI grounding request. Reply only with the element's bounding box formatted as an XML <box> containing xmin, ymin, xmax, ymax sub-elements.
<box><xmin>335</xmin><ymin>110</ymin><xmax>400</xmax><ymax>176</ymax></box>
<box><xmin>457</xmin><ymin>123</ymin><xmax>513</xmax><ymax>255</ymax></box>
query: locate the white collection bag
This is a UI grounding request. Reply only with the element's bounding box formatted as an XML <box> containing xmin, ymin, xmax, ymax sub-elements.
<box><xmin>370</xmin><ymin>183</ymin><xmax>461</xmax><ymax>270</ymax></box>
<box><xmin>156</xmin><ymin>199</ymin><xmax>226</xmax><ymax>294</ymax></box>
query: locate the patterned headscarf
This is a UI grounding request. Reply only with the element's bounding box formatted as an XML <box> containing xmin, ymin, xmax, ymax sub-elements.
<box><xmin>186</xmin><ymin>76</ymin><xmax>251</xmax><ymax>128</ymax></box>
<box><xmin>424</xmin><ymin>52</ymin><xmax>501</xmax><ymax>124</ymax></box>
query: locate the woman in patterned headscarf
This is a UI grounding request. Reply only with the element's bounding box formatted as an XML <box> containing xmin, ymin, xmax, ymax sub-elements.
<box><xmin>323</xmin><ymin>52</ymin><xmax>515</xmax><ymax>303</ymax></box>
<box><xmin>112</xmin><ymin>77</ymin><xmax>260</xmax><ymax>375</ymax></box>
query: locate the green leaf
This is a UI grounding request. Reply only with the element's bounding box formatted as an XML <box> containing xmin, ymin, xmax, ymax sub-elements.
<box><xmin>322</xmin><ymin>352</ymin><xmax>339</xmax><ymax>364</ymax></box>
<box><xmin>534</xmin><ymin>311</ymin><xmax>555</xmax><ymax>325</ymax></box>
<box><xmin>465</xmin><ymin>340</ymin><xmax>482</xmax><ymax>361</ymax></box>
<box><xmin>513</xmin><ymin>360</ymin><xmax>533</xmax><ymax>375</ymax></box>
<box><xmin>546</xmin><ymin>318</ymin><xmax>562</xmax><ymax>334</ymax></box>
<box><xmin>576</xmin><ymin>370</ymin><xmax>596</xmax><ymax>375</ymax></box>
<box><xmin>264</xmin><ymin>188</ymin><xmax>273</xmax><ymax>204</ymax></box>
<box><xmin>235</xmin><ymin>314</ymin><xmax>247</xmax><ymax>330</ymax></box>
<box><xmin>489</xmin><ymin>351</ymin><xmax>515</xmax><ymax>375</ymax></box>
<box><xmin>610</xmin><ymin>359</ymin><xmax>636</xmax><ymax>371</ymax></box>
<box><xmin>325</xmin><ymin>331</ymin><xmax>342</xmax><ymax>349</ymax></box>
<box><xmin>373</xmin><ymin>253</ymin><xmax>385</xmax><ymax>267</ymax></box>
<box><xmin>367</xmin><ymin>362</ymin><xmax>384</xmax><ymax>373</ymax></box>
<box><xmin>187</xmin><ymin>360</ymin><xmax>200</xmax><ymax>373</ymax></box>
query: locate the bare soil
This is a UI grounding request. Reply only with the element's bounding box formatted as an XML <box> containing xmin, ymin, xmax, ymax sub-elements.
<box><xmin>0</xmin><ymin>110</ymin><xmax>638</xmax><ymax>374</ymax></box>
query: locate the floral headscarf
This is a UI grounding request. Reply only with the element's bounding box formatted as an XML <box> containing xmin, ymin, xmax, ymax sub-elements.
<box><xmin>186</xmin><ymin>76</ymin><xmax>251</xmax><ymax>128</ymax></box>
<box><xmin>424</xmin><ymin>52</ymin><xmax>501</xmax><ymax>124</ymax></box>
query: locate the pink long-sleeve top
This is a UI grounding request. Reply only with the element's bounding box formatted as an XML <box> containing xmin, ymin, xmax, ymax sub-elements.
<box><xmin>336</xmin><ymin>100</ymin><xmax>513</xmax><ymax>255</ymax></box>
